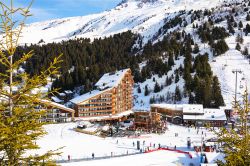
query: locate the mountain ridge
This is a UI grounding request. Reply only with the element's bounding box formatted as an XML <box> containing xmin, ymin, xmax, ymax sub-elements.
<box><xmin>20</xmin><ymin>0</ymin><xmax>227</xmax><ymax>45</ymax></box>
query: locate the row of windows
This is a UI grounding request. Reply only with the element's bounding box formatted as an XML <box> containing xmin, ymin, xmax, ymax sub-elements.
<box><xmin>79</xmin><ymin>112</ymin><xmax>111</xmax><ymax>117</ymax></box>
<box><xmin>82</xmin><ymin>103</ymin><xmax>112</xmax><ymax>107</ymax></box>
<box><xmin>90</xmin><ymin>98</ymin><xmax>112</xmax><ymax>102</ymax></box>
<box><xmin>79</xmin><ymin>107</ymin><xmax>112</xmax><ymax>112</ymax></box>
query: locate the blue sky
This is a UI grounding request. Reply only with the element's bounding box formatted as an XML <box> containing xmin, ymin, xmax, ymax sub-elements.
<box><xmin>5</xmin><ymin>0</ymin><xmax>121</xmax><ymax>23</ymax></box>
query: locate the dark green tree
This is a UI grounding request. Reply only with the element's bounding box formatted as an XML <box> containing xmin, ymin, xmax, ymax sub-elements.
<box><xmin>154</xmin><ymin>82</ymin><xmax>161</xmax><ymax>93</ymax></box>
<box><xmin>144</xmin><ymin>85</ymin><xmax>149</xmax><ymax>96</ymax></box>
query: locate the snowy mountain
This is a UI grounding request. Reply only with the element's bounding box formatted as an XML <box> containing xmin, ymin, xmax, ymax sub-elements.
<box><xmin>19</xmin><ymin>0</ymin><xmax>250</xmax><ymax>110</ymax></box>
<box><xmin>21</xmin><ymin>0</ymin><xmax>225</xmax><ymax>45</ymax></box>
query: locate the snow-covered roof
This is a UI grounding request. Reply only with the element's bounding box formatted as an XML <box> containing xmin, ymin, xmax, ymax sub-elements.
<box><xmin>151</xmin><ymin>104</ymin><xmax>183</xmax><ymax>111</ymax></box>
<box><xmin>205</xmin><ymin>152</ymin><xmax>225</xmax><ymax>164</ymax></box>
<box><xmin>59</xmin><ymin>93</ymin><xmax>66</xmax><ymax>96</ymax></box>
<box><xmin>183</xmin><ymin>104</ymin><xmax>203</xmax><ymax>114</ymax></box>
<box><xmin>64</xmin><ymin>90</ymin><xmax>73</xmax><ymax>94</ymax></box>
<box><xmin>70</xmin><ymin>88</ymin><xmax>112</xmax><ymax>104</ymax></box>
<box><xmin>75</xmin><ymin>110</ymin><xmax>133</xmax><ymax>121</ymax></box>
<box><xmin>95</xmin><ymin>68</ymin><xmax>130</xmax><ymax>90</ymax></box>
<box><xmin>183</xmin><ymin>108</ymin><xmax>226</xmax><ymax>121</ymax></box>
<box><xmin>39</xmin><ymin>99</ymin><xmax>75</xmax><ymax>113</ymax></box>
<box><xmin>51</xmin><ymin>96</ymin><xmax>63</xmax><ymax>103</ymax></box>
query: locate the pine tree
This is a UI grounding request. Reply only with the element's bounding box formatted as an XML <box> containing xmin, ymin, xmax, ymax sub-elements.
<box><xmin>211</xmin><ymin>76</ymin><xmax>225</xmax><ymax>107</ymax></box>
<box><xmin>175</xmin><ymin>72</ymin><xmax>180</xmax><ymax>83</ymax></box>
<box><xmin>168</xmin><ymin>54</ymin><xmax>175</xmax><ymax>67</ymax></box>
<box><xmin>238</xmin><ymin>21</ymin><xmax>243</xmax><ymax>29</ymax></box>
<box><xmin>193</xmin><ymin>44</ymin><xmax>200</xmax><ymax>54</ymax></box>
<box><xmin>236</xmin><ymin>34</ymin><xmax>244</xmax><ymax>44</ymax></box>
<box><xmin>175</xmin><ymin>86</ymin><xmax>182</xmax><ymax>102</ymax></box>
<box><xmin>213</xmin><ymin>90</ymin><xmax>250</xmax><ymax>165</ymax></box>
<box><xmin>242</xmin><ymin>47</ymin><xmax>249</xmax><ymax>56</ymax></box>
<box><xmin>0</xmin><ymin>1</ymin><xmax>61</xmax><ymax>165</ymax></box>
<box><xmin>137</xmin><ymin>85</ymin><xmax>142</xmax><ymax>93</ymax></box>
<box><xmin>246</xmin><ymin>14</ymin><xmax>250</xmax><ymax>21</ymax></box>
<box><xmin>144</xmin><ymin>85</ymin><xmax>149</xmax><ymax>96</ymax></box>
<box><xmin>154</xmin><ymin>82</ymin><xmax>161</xmax><ymax>93</ymax></box>
<box><xmin>235</xmin><ymin>43</ymin><xmax>241</xmax><ymax>51</ymax></box>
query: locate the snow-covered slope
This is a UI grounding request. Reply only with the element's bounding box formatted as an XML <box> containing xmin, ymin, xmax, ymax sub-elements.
<box><xmin>21</xmin><ymin>0</ymin><xmax>225</xmax><ymax>45</ymax></box>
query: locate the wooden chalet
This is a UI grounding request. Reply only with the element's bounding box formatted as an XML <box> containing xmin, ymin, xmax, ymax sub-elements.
<box><xmin>133</xmin><ymin>111</ymin><xmax>165</xmax><ymax>133</ymax></box>
<box><xmin>38</xmin><ymin>99</ymin><xmax>75</xmax><ymax>123</ymax></box>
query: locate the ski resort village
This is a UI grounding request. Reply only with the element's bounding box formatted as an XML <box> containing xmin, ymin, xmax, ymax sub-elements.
<box><xmin>0</xmin><ymin>0</ymin><xmax>250</xmax><ymax>166</ymax></box>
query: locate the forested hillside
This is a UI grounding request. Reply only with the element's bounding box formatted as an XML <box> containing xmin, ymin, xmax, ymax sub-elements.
<box><xmin>9</xmin><ymin>0</ymin><xmax>250</xmax><ymax>110</ymax></box>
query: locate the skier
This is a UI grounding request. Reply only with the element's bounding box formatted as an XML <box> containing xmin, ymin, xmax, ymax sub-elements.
<box><xmin>92</xmin><ymin>153</ymin><xmax>94</xmax><ymax>159</ymax></box>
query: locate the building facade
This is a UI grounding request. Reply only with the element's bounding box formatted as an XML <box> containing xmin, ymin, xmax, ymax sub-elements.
<box><xmin>133</xmin><ymin>111</ymin><xmax>164</xmax><ymax>133</ymax></box>
<box><xmin>70</xmin><ymin>69</ymin><xmax>134</xmax><ymax>120</ymax></box>
<box><xmin>38</xmin><ymin>100</ymin><xmax>75</xmax><ymax>123</ymax></box>
<box><xmin>151</xmin><ymin>104</ymin><xmax>227</xmax><ymax>127</ymax></box>
<box><xmin>151</xmin><ymin>104</ymin><xmax>183</xmax><ymax>124</ymax></box>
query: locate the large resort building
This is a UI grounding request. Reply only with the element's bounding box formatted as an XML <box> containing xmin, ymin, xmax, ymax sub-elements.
<box><xmin>70</xmin><ymin>68</ymin><xmax>134</xmax><ymax>121</ymax></box>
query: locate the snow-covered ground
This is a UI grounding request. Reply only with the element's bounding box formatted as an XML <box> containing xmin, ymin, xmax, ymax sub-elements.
<box><xmin>62</xmin><ymin>150</ymin><xmax>197</xmax><ymax>166</ymax></box>
<box><xmin>29</xmin><ymin>123</ymin><xmax>221</xmax><ymax>165</ymax></box>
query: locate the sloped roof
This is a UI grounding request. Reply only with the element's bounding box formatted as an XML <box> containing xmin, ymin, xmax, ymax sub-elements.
<box><xmin>39</xmin><ymin>99</ymin><xmax>75</xmax><ymax>113</ymax></box>
<box><xmin>70</xmin><ymin>88</ymin><xmax>112</xmax><ymax>104</ymax></box>
<box><xmin>95</xmin><ymin>68</ymin><xmax>130</xmax><ymax>90</ymax></box>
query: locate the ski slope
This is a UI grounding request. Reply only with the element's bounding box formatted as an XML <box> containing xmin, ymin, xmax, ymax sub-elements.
<box><xmin>211</xmin><ymin>50</ymin><xmax>250</xmax><ymax>107</ymax></box>
<box><xmin>28</xmin><ymin>123</ymin><xmax>221</xmax><ymax>165</ymax></box>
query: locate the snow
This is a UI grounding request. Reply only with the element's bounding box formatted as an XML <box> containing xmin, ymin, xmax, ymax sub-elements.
<box><xmin>19</xmin><ymin>0</ymin><xmax>226</xmax><ymax>45</ymax></box>
<box><xmin>95</xmin><ymin>68</ymin><xmax>130</xmax><ymax>90</ymax></box>
<box><xmin>29</xmin><ymin>122</ymin><xmax>222</xmax><ymax>165</ymax></box>
<box><xmin>62</xmin><ymin>150</ymin><xmax>196</xmax><ymax>166</ymax></box>
<box><xmin>51</xmin><ymin>96</ymin><xmax>63</xmax><ymax>103</ymax></box>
